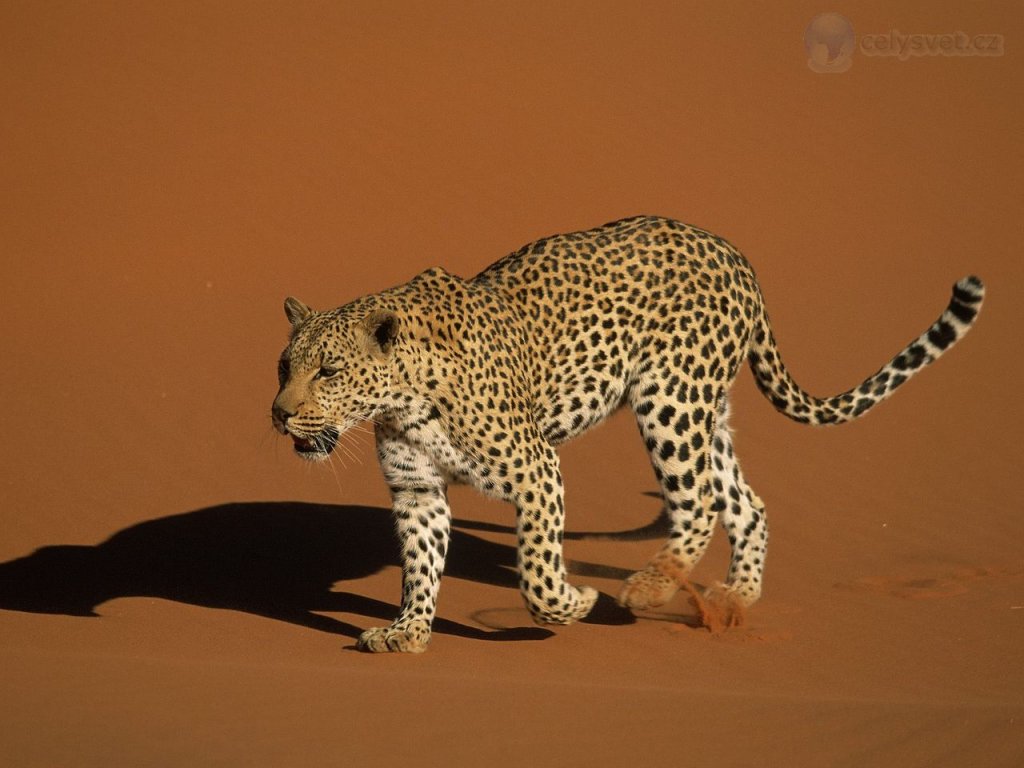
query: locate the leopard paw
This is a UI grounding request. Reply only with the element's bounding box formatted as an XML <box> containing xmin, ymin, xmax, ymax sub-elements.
<box><xmin>356</xmin><ymin>619</ymin><xmax>431</xmax><ymax>653</ymax></box>
<box><xmin>618</xmin><ymin>568</ymin><xmax>680</xmax><ymax>610</ymax></box>
<box><xmin>571</xmin><ymin>585</ymin><xmax>599</xmax><ymax>621</ymax></box>
<box><xmin>527</xmin><ymin>584</ymin><xmax>599</xmax><ymax>625</ymax></box>
<box><xmin>690</xmin><ymin>582</ymin><xmax>747</xmax><ymax>632</ymax></box>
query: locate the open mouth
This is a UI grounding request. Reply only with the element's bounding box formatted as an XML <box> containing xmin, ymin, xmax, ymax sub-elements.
<box><xmin>290</xmin><ymin>426</ymin><xmax>339</xmax><ymax>457</ymax></box>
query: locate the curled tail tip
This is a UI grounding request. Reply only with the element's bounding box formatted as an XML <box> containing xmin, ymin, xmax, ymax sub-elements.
<box><xmin>954</xmin><ymin>275</ymin><xmax>985</xmax><ymax>301</ymax></box>
<box><xmin>950</xmin><ymin>275</ymin><xmax>985</xmax><ymax>326</ymax></box>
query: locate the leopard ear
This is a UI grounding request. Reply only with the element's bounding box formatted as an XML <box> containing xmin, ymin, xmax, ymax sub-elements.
<box><xmin>363</xmin><ymin>310</ymin><xmax>399</xmax><ymax>356</ymax></box>
<box><xmin>284</xmin><ymin>297</ymin><xmax>314</xmax><ymax>328</ymax></box>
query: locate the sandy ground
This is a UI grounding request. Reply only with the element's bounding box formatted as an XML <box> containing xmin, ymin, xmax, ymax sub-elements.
<box><xmin>1</xmin><ymin>2</ymin><xmax>1022</xmax><ymax>766</ymax></box>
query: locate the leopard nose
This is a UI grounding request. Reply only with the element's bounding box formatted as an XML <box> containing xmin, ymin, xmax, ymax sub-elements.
<box><xmin>271</xmin><ymin>403</ymin><xmax>294</xmax><ymax>434</ymax></box>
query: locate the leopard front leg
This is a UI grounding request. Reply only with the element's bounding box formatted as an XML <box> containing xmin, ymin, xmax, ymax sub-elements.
<box><xmin>515</xmin><ymin>450</ymin><xmax>598</xmax><ymax>625</ymax></box>
<box><xmin>358</xmin><ymin>428</ymin><xmax>451</xmax><ymax>653</ymax></box>
<box><xmin>356</xmin><ymin>485</ymin><xmax>451</xmax><ymax>653</ymax></box>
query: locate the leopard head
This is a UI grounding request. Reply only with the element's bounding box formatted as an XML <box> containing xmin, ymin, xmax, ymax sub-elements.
<box><xmin>271</xmin><ymin>296</ymin><xmax>399</xmax><ymax>461</ymax></box>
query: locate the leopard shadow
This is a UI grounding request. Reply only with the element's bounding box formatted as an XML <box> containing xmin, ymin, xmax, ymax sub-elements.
<box><xmin>0</xmin><ymin>501</ymin><xmax>638</xmax><ymax>643</ymax></box>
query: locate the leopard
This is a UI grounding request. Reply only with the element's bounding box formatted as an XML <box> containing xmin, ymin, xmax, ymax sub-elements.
<box><xmin>271</xmin><ymin>215</ymin><xmax>984</xmax><ymax>653</ymax></box>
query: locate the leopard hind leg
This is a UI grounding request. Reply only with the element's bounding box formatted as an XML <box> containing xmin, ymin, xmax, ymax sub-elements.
<box><xmin>710</xmin><ymin>401</ymin><xmax>767</xmax><ymax>604</ymax></box>
<box><xmin>618</xmin><ymin>376</ymin><xmax>720</xmax><ymax>611</ymax></box>
<box><xmin>694</xmin><ymin>399</ymin><xmax>767</xmax><ymax>628</ymax></box>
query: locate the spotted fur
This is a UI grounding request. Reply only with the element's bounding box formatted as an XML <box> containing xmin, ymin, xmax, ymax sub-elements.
<box><xmin>271</xmin><ymin>216</ymin><xmax>984</xmax><ymax>652</ymax></box>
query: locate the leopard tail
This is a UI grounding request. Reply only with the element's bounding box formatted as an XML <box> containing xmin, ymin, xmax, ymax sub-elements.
<box><xmin>747</xmin><ymin>275</ymin><xmax>985</xmax><ymax>425</ymax></box>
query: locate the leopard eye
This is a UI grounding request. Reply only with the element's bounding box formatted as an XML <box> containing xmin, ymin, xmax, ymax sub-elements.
<box><xmin>277</xmin><ymin>358</ymin><xmax>290</xmax><ymax>382</ymax></box>
<box><xmin>317</xmin><ymin>365</ymin><xmax>339</xmax><ymax>379</ymax></box>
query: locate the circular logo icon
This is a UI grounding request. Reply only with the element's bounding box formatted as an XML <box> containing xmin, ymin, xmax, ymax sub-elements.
<box><xmin>805</xmin><ymin>13</ymin><xmax>855</xmax><ymax>73</ymax></box>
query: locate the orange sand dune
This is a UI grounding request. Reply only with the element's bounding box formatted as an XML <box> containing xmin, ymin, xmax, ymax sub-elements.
<box><xmin>1</xmin><ymin>2</ymin><xmax>1021</xmax><ymax>766</ymax></box>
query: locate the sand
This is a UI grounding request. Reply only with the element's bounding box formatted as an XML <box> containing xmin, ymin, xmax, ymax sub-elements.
<box><xmin>1</xmin><ymin>2</ymin><xmax>1021</xmax><ymax>766</ymax></box>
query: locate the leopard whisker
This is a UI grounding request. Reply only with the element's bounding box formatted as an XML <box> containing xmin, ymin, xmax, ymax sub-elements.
<box><xmin>336</xmin><ymin>436</ymin><xmax>363</xmax><ymax>466</ymax></box>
